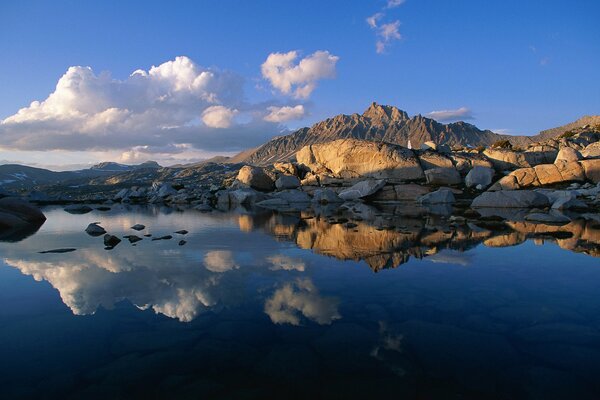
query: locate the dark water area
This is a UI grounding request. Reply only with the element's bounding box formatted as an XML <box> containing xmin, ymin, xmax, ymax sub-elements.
<box><xmin>1</xmin><ymin>204</ymin><xmax>600</xmax><ymax>399</ymax></box>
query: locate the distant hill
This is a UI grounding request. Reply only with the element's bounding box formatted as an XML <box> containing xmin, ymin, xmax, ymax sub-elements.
<box><xmin>234</xmin><ymin>103</ymin><xmax>599</xmax><ymax>165</ymax></box>
<box><xmin>0</xmin><ymin>161</ymin><xmax>162</xmax><ymax>190</ymax></box>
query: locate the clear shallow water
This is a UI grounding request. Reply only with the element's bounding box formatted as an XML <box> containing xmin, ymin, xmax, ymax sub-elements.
<box><xmin>0</xmin><ymin>205</ymin><xmax>599</xmax><ymax>399</ymax></box>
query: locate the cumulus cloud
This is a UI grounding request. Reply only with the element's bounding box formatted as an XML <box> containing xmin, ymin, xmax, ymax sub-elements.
<box><xmin>261</xmin><ymin>50</ymin><xmax>339</xmax><ymax>99</ymax></box>
<box><xmin>264</xmin><ymin>278</ymin><xmax>341</xmax><ymax>325</ymax></box>
<box><xmin>263</xmin><ymin>105</ymin><xmax>305</xmax><ymax>123</ymax></box>
<box><xmin>201</xmin><ymin>105</ymin><xmax>238</xmax><ymax>128</ymax></box>
<box><xmin>0</xmin><ymin>56</ymin><xmax>280</xmax><ymax>157</ymax></box>
<box><xmin>426</xmin><ymin>107</ymin><xmax>473</xmax><ymax>122</ymax></box>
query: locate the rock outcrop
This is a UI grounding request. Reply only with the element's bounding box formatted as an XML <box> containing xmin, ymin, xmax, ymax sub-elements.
<box><xmin>296</xmin><ymin>139</ymin><xmax>424</xmax><ymax>181</ymax></box>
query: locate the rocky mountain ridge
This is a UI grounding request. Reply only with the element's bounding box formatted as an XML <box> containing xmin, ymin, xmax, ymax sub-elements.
<box><xmin>235</xmin><ymin>103</ymin><xmax>600</xmax><ymax>165</ymax></box>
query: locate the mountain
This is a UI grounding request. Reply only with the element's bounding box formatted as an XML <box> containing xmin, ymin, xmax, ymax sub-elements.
<box><xmin>235</xmin><ymin>103</ymin><xmax>598</xmax><ymax>166</ymax></box>
<box><xmin>91</xmin><ymin>161</ymin><xmax>161</xmax><ymax>172</ymax></box>
<box><xmin>533</xmin><ymin>115</ymin><xmax>600</xmax><ymax>142</ymax></box>
<box><xmin>0</xmin><ymin>161</ymin><xmax>162</xmax><ymax>190</ymax></box>
<box><xmin>236</xmin><ymin>103</ymin><xmax>512</xmax><ymax>165</ymax></box>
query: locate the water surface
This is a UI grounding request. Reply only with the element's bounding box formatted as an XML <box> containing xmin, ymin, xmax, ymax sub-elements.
<box><xmin>1</xmin><ymin>205</ymin><xmax>599</xmax><ymax>399</ymax></box>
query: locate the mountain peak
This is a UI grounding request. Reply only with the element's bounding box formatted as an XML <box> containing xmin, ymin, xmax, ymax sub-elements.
<box><xmin>362</xmin><ymin>102</ymin><xmax>409</xmax><ymax>122</ymax></box>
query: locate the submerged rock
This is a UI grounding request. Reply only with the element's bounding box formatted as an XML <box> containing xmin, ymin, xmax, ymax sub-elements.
<box><xmin>123</xmin><ymin>235</ymin><xmax>143</xmax><ymax>243</ymax></box>
<box><xmin>64</xmin><ymin>204</ymin><xmax>93</xmax><ymax>214</ymax></box>
<box><xmin>131</xmin><ymin>224</ymin><xmax>146</xmax><ymax>231</ymax></box>
<box><xmin>85</xmin><ymin>223</ymin><xmax>107</xmax><ymax>236</ymax></box>
<box><xmin>103</xmin><ymin>234</ymin><xmax>121</xmax><ymax>248</ymax></box>
<box><xmin>39</xmin><ymin>248</ymin><xmax>77</xmax><ymax>254</ymax></box>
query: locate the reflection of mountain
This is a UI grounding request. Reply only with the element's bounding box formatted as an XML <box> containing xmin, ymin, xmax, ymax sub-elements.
<box><xmin>237</xmin><ymin>206</ymin><xmax>600</xmax><ymax>271</ymax></box>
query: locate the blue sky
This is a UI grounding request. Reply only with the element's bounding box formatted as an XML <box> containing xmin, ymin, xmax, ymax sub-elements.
<box><xmin>0</xmin><ymin>0</ymin><xmax>599</xmax><ymax>168</ymax></box>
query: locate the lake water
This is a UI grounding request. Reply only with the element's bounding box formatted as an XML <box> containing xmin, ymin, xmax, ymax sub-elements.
<box><xmin>1</xmin><ymin>204</ymin><xmax>599</xmax><ymax>399</ymax></box>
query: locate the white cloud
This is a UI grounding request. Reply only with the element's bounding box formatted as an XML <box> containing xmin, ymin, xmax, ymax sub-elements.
<box><xmin>366</xmin><ymin>12</ymin><xmax>384</xmax><ymax>28</ymax></box>
<box><xmin>201</xmin><ymin>105</ymin><xmax>238</xmax><ymax>128</ymax></box>
<box><xmin>367</xmin><ymin>0</ymin><xmax>405</xmax><ymax>54</ymax></box>
<box><xmin>0</xmin><ymin>56</ymin><xmax>280</xmax><ymax>156</ymax></box>
<box><xmin>375</xmin><ymin>21</ymin><xmax>402</xmax><ymax>54</ymax></box>
<box><xmin>386</xmin><ymin>0</ymin><xmax>406</xmax><ymax>8</ymax></box>
<box><xmin>426</xmin><ymin>107</ymin><xmax>473</xmax><ymax>122</ymax></box>
<box><xmin>263</xmin><ymin>105</ymin><xmax>305</xmax><ymax>123</ymax></box>
<box><xmin>264</xmin><ymin>278</ymin><xmax>341</xmax><ymax>325</ymax></box>
<box><xmin>261</xmin><ymin>50</ymin><xmax>339</xmax><ymax>99</ymax></box>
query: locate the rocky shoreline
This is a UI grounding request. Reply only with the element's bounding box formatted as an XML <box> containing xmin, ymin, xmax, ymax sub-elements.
<box><xmin>1</xmin><ymin>129</ymin><xmax>599</xmax><ymax>238</ymax></box>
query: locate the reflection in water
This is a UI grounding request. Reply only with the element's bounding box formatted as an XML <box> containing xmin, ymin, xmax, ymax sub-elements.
<box><xmin>0</xmin><ymin>205</ymin><xmax>598</xmax><ymax>323</ymax></box>
<box><xmin>237</xmin><ymin>204</ymin><xmax>600</xmax><ymax>271</ymax></box>
<box><xmin>1</xmin><ymin>205</ymin><xmax>600</xmax><ymax>398</ymax></box>
<box><xmin>264</xmin><ymin>278</ymin><xmax>341</xmax><ymax>325</ymax></box>
<box><xmin>204</xmin><ymin>250</ymin><xmax>239</xmax><ymax>273</ymax></box>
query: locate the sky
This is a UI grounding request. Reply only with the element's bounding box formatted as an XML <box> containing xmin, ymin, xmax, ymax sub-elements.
<box><xmin>0</xmin><ymin>0</ymin><xmax>599</xmax><ymax>169</ymax></box>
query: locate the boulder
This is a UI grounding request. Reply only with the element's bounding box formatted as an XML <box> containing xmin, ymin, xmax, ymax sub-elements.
<box><xmin>483</xmin><ymin>149</ymin><xmax>531</xmax><ymax>170</ymax></box>
<box><xmin>296</xmin><ymin>139</ymin><xmax>424</xmax><ymax>181</ymax></box>
<box><xmin>158</xmin><ymin>184</ymin><xmax>178</xmax><ymax>198</ymax></box>
<box><xmin>0</xmin><ymin>197</ymin><xmax>46</xmax><ymax>225</ymax></box>
<box><xmin>418</xmin><ymin>188</ymin><xmax>456</xmax><ymax>204</ymax></box>
<box><xmin>236</xmin><ymin>166</ymin><xmax>275</xmax><ymax>191</ymax></box>
<box><xmin>551</xmin><ymin>193</ymin><xmax>588</xmax><ymax>210</ymax></box>
<box><xmin>555</xmin><ymin>147</ymin><xmax>581</xmax><ymax>163</ymax></box>
<box><xmin>275</xmin><ymin>175</ymin><xmax>301</xmax><ymax>190</ymax></box>
<box><xmin>312</xmin><ymin>189</ymin><xmax>343</xmax><ymax>204</ymax></box>
<box><xmin>580</xmin><ymin>159</ymin><xmax>600</xmax><ymax>183</ymax></box>
<box><xmin>533</xmin><ymin>164</ymin><xmax>564</xmax><ymax>186</ymax></box>
<box><xmin>420</xmin><ymin>141</ymin><xmax>437</xmax><ymax>151</ymax></box>
<box><xmin>555</xmin><ymin>161</ymin><xmax>586</xmax><ymax>182</ymax></box>
<box><xmin>465</xmin><ymin>166</ymin><xmax>495</xmax><ymax>188</ymax></box>
<box><xmin>418</xmin><ymin>151</ymin><xmax>454</xmax><ymax>170</ymax></box>
<box><xmin>273</xmin><ymin>162</ymin><xmax>298</xmax><ymax>176</ymax></box>
<box><xmin>488</xmin><ymin>175</ymin><xmax>520</xmax><ymax>191</ymax></box>
<box><xmin>85</xmin><ymin>223</ymin><xmax>107</xmax><ymax>236</ymax></box>
<box><xmin>581</xmin><ymin>142</ymin><xmax>600</xmax><ymax>159</ymax></box>
<box><xmin>0</xmin><ymin>198</ymin><xmax>46</xmax><ymax>240</ymax></box>
<box><xmin>338</xmin><ymin>179</ymin><xmax>386</xmax><ymax>201</ymax></box>
<box><xmin>471</xmin><ymin>190</ymin><xmax>550</xmax><ymax>208</ymax></box>
<box><xmin>113</xmin><ymin>188</ymin><xmax>130</xmax><ymax>201</ymax></box>
<box><xmin>424</xmin><ymin>168</ymin><xmax>462</xmax><ymax>186</ymax></box>
<box><xmin>272</xmin><ymin>189</ymin><xmax>311</xmax><ymax>203</ymax></box>
<box><xmin>131</xmin><ymin>224</ymin><xmax>146</xmax><ymax>231</ymax></box>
